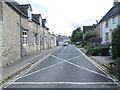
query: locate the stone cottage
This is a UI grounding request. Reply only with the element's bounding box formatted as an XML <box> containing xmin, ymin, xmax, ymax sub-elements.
<box><xmin>0</xmin><ymin>1</ymin><xmax>57</xmax><ymax>66</ymax></box>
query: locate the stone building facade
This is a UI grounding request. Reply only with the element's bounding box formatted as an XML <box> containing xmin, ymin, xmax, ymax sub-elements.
<box><xmin>2</xmin><ymin>2</ymin><xmax>21</xmax><ymax>66</ymax></box>
<box><xmin>0</xmin><ymin>1</ymin><xmax>57</xmax><ymax>66</ymax></box>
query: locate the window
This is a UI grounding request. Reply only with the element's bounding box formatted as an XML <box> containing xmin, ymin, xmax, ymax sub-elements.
<box><xmin>113</xmin><ymin>16</ymin><xmax>116</xmax><ymax>24</ymax></box>
<box><xmin>23</xmin><ymin>30</ymin><xmax>28</xmax><ymax>45</ymax></box>
<box><xmin>106</xmin><ymin>32</ymin><xmax>109</xmax><ymax>41</ymax></box>
<box><xmin>34</xmin><ymin>33</ymin><xmax>37</xmax><ymax>45</ymax></box>
<box><xmin>28</xmin><ymin>9</ymin><xmax>32</xmax><ymax>21</ymax></box>
<box><xmin>40</xmin><ymin>36</ymin><xmax>42</xmax><ymax>45</ymax></box>
<box><xmin>105</xmin><ymin>20</ymin><xmax>108</xmax><ymax>27</ymax></box>
<box><xmin>39</xmin><ymin>17</ymin><xmax>42</xmax><ymax>26</ymax></box>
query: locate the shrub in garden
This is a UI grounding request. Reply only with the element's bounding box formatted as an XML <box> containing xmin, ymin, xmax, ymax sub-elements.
<box><xmin>81</xmin><ymin>41</ymin><xmax>86</xmax><ymax>47</ymax></box>
<box><xmin>86</xmin><ymin>47</ymin><xmax>109</xmax><ymax>56</ymax></box>
<box><xmin>84</xmin><ymin>30</ymin><xmax>97</xmax><ymax>42</ymax></box>
<box><xmin>112</xmin><ymin>25</ymin><xmax>120</xmax><ymax>80</ymax></box>
<box><xmin>112</xmin><ymin>25</ymin><xmax>120</xmax><ymax>59</ymax></box>
<box><xmin>84</xmin><ymin>45</ymin><xmax>94</xmax><ymax>49</ymax></box>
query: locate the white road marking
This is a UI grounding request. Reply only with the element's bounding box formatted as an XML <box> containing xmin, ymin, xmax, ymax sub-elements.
<box><xmin>74</xmin><ymin>46</ymin><xmax>120</xmax><ymax>86</ymax></box>
<box><xmin>12</xmin><ymin>82</ymin><xmax>119</xmax><ymax>85</ymax></box>
<box><xmin>2</xmin><ymin>47</ymin><xmax>61</xmax><ymax>89</ymax></box>
<box><xmin>21</xmin><ymin>61</ymin><xmax>65</xmax><ymax>78</ymax></box>
<box><xmin>60</xmin><ymin>46</ymin><xmax>67</xmax><ymax>54</ymax></box>
<box><xmin>51</xmin><ymin>55</ymin><xmax>111</xmax><ymax>79</ymax></box>
<box><xmin>20</xmin><ymin>55</ymin><xmax>82</xmax><ymax>79</ymax></box>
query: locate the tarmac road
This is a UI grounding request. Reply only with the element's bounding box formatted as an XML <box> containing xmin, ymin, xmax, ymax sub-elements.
<box><xmin>4</xmin><ymin>45</ymin><xmax>119</xmax><ymax>89</ymax></box>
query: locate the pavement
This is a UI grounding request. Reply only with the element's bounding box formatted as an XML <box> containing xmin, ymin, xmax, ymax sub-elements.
<box><xmin>80</xmin><ymin>47</ymin><xmax>119</xmax><ymax>83</ymax></box>
<box><xmin>1</xmin><ymin>46</ymin><xmax>60</xmax><ymax>83</ymax></box>
<box><xmin>2</xmin><ymin>45</ymin><xmax>119</xmax><ymax>89</ymax></box>
<box><xmin>80</xmin><ymin>48</ymin><xmax>116</xmax><ymax>64</ymax></box>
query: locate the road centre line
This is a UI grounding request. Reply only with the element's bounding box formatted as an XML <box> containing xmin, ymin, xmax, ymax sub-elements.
<box><xmin>19</xmin><ymin>55</ymin><xmax>82</xmax><ymax>79</ymax></box>
<box><xmin>60</xmin><ymin>46</ymin><xmax>67</xmax><ymax>54</ymax></box>
<box><xmin>12</xmin><ymin>82</ymin><xmax>120</xmax><ymax>85</ymax></box>
<box><xmin>51</xmin><ymin>55</ymin><xmax>111</xmax><ymax>80</ymax></box>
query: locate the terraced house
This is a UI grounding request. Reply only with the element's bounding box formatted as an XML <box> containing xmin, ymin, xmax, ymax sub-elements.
<box><xmin>0</xmin><ymin>1</ymin><xmax>57</xmax><ymax>66</ymax></box>
<box><xmin>100</xmin><ymin>0</ymin><xmax>120</xmax><ymax>44</ymax></box>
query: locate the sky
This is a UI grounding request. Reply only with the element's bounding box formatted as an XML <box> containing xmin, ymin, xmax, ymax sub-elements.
<box><xmin>15</xmin><ymin>0</ymin><xmax>115</xmax><ymax>36</ymax></box>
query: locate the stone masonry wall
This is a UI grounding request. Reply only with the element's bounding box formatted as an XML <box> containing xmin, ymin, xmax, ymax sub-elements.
<box><xmin>39</xmin><ymin>26</ymin><xmax>44</xmax><ymax>50</ymax></box>
<box><xmin>2</xmin><ymin>3</ymin><xmax>21</xmax><ymax>66</ymax></box>
<box><xmin>0</xmin><ymin>2</ymin><xmax>3</xmax><ymax>68</ymax></box>
<box><xmin>21</xmin><ymin>17</ymin><xmax>38</xmax><ymax>56</ymax></box>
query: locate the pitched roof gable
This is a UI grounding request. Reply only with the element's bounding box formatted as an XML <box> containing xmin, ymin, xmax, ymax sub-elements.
<box><xmin>5</xmin><ymin>1</ymin><xmax>40</xmax><ymax>24</ymax></box>
<box><xmin>6</xmin><ymin>2</ymin><xmax>28</xmax><ymax>17</ymax></box>
<box><xmin>100</xmin><ymin>2</ymin><xmax>120</xmax><ymax>22</ymax></box>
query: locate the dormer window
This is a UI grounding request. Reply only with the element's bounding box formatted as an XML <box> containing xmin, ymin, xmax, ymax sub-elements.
<box><xmin>39</xmin><ymin>17</ymin><xmax>42</xmax><ymax>26</ymax></box>
<box><xmin>28</xmin><ymin>9</ymin><xmax>32</xmax><ymax>21</ymax></box>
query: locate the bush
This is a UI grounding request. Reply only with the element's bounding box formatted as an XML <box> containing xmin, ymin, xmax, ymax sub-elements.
<box><xmin>76</xmin><ymin>45</ymin><xmax>82</xmax><ymax>48</ymax></box>
<box><xmin>86</xmin><ymin>47</ymin><xmax>109</xmax><ymax>56</ymax></box>
<box><xmin>112</xmin><ymin>25</ymin><xmax>120</xmax><ymax>58</ymax></box>
<box><xmin>81</xmin><ymin>41</ymin><xmax>86</xmax><ymax>47</ymax></box>
<box><xmin>84</xmin><ymin>45</ymin><xmax>94</xmax><ymax>49</ymax></box>
<box><xmin>84</xmin><ymin>30</ymin><xmax>97</xmax><ymax>42</ymax></box>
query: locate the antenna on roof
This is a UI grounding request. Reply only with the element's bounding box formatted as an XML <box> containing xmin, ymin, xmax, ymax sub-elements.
<box><xmin>96</xmin><ymin>20</ymin><xmax>98</xmax><ymax>24</ymax></box>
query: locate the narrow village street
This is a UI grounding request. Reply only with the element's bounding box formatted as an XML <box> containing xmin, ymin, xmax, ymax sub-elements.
<box><xmin>1</xmin><ymin>0</ymin><xmax>120</xmax><ymax>90</ymax></box>
<box><xmin>3</xmin><ymin>45</ymin><xmax>118</xmax><ymax>89</ymax></box>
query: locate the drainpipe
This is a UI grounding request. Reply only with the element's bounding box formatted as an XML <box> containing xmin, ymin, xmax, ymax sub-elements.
<box><xmin>43</xmin><ymin>28</ymin><xmax>45</xmax><ymax>50</ymax></box>
<box><xmin>36</xmin><ymin>24</ymin><xmax>38</xmax><ymax>51</ymax></box>
<box><xmin>20</xmin><ymin>15</ymin><xmax>23</xmax><ymax>58</ymax></box>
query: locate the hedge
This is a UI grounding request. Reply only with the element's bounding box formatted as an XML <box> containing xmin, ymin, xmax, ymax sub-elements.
<box><xmin>112</xmin><ymin>25</ymin><xmax>120</xmax><ymax>58</ymax></box>
<box><xmin>86</xmin><ymin>47</ymin><xmax>109</xmax><ymax>56</ymax></box>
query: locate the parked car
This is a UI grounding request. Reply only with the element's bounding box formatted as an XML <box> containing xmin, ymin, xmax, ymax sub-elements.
<box><xmin>109</xmin><ymin>46</ymin><xmax>112</xmax><ymax>56</ymax></box>
<box><xmin>75</xmin><ymin>42</ymin><xmax>80</xmax><ymax>45</ymax></box>
<box><xmin>63</xmin><ymin>42</ymin><xmax>69</xmax><ymax>46</ymax></box>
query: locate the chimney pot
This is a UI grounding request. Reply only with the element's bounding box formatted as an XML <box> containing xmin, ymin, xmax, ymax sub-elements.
<box><xmin>114</xmin><ymin>0</ymin><xmax>119</xmax><ymax>6</ymax></box>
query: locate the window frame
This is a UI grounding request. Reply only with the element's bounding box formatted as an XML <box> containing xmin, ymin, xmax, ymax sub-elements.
<box><xmin>112</xmin><ymin>16</ymin><xmax>116</xmax><ymax>24</ymax></box>
<box><xmin>23</xmin><ymin>30</ymin><xmax>28</xmax><ymax>46</ymax></box>
<box><xmin>105</xmin><ymin>32</ymin><xmax>109</xmax><ymax>41</ymax></box>
<box><xmin>34</xmin><ymin>33</ymin><xmax>37</xmax><ymax>45</ymax></box>
<box><xmin>28</xmin><ymin>9</ymin><xmax>32</xmax><ymax>21</ymax></box>
<box><xmin>105</xmin><ymin>20</ymin><xmax>108</xmax><ymax>28</ymax></box>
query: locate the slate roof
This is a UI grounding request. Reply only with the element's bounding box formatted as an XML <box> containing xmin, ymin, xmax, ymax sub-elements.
<box><xmin>32</xmin><ymin>14</ymin><xmax>41</xmax><ymax>24</ymax></box>
<box><xmin>83</xmin><ymin>26</ymin><xmax>95</xmax><ymax>33</ymax></box>
<box><xmin>57</xmin><ymin>35</ymin><xmax>63</xmax><ymax>41</ymax></box>
<box><xmin>6</xmin><ymin>2</ymin><xmax>28</xmax><ymax>17</ymax></box>
<box><xmin>100</xmin><ymin>2</ymin><xmax>120</xmax><ymax>22</ymax></box>
<box><xmin>5</xmin><ymin>1</ymin><xmax>40</xmax><ymax>24</ymax></box>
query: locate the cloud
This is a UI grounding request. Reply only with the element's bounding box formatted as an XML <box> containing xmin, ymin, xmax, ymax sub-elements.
<box><xmin>15</xmin><ymin>0</ymin><xmax>114</xmax><ymax>36</ymax></box>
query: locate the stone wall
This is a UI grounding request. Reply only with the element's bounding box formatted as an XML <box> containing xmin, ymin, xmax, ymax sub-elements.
<box><xmin>38</xmin><ymin>26</ymin><xmax>43</xmax><ymax>51</ymax></box>
<box><xmin>0</xmin><ymin>2</ymin><xmax>3</xmax><ymax>68</ymax></box>
<box><xmin>2</xmin><ymin>3</ymin><xmax>21</xmax><ymax>66</ymax></box>
<box><xmin>94</xmin><ymin>24</ymin><xmax>100</xmax><ymax>38</ymax></box>
<box><xmin>1</xmin><ymin>2</ymin><xmax>57</xmax><ymax>67</ymax></box>
<box><xmin>21</xmin><ymin>16</ymin><xmax>38</xmax><ymax>56</ymax></box>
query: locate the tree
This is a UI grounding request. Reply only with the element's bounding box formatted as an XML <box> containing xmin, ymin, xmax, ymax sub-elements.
<box><xmin>71</xmin><ymin>27</ymin><xmax>83</xmax><ymax>42</ymax></box>
<box><xmin>84</xmin><ymin>30</ymin><xmax>97</xmax><ymax>42</ymax></box>
<box><xmin>112</xmin><ymin>25</ymin><xmax>120</xmax><ymax>80</ymax></box>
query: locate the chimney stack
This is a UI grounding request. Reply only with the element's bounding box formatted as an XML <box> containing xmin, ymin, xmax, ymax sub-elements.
<box><xmin>114</xmin><ymin>0</ymin><xmax>119</xmax><ymax>6</ymax></box>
